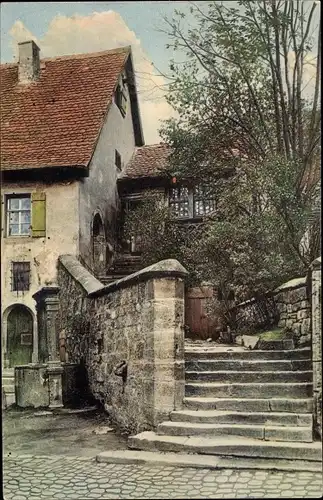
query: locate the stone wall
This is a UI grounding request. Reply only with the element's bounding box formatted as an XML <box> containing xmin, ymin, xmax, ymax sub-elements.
<box><xmin>57</xmin><ymin>255</ymin><xmax>187</xmax><ymax>434</ymax></box>
<box><xmin>311</xmin><ymin>256</ymin><xmax>322</xmax><ymax>440</ymax></box>
<box><xmin>275</xmin><ymin>277</ymin><xmax>311</xmax><ymax>346</ymax></box>
<box><xmin>233</xmin><ymin>276</ymin><xmax>311</xmax><ymax>346</ymax></box>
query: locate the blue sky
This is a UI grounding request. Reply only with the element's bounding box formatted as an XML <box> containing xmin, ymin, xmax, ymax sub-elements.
<box><xmin>0</xmin><ymin>1</ymin><xmax>195</xmax><ymax>143</ymax></box>
<box><xmin>1</xmin><ymin>1</ymin><xmax>319</xmax><ymax>144</ymax></box>
<box><xmin>1</xmin><ymin>1</ymin><xmax>191</xmax><ymax>71</ymax></box>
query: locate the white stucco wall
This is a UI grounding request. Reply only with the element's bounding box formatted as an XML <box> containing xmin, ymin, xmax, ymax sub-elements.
<box><xmin>78</xmin><ymin>75</ymin><xmax>136</xmax><ymax>271</ymax></box>
<box><xmin>1</xmin><ymin>181</ymin><xmax>79</xmax><ymax>363</ymax></box>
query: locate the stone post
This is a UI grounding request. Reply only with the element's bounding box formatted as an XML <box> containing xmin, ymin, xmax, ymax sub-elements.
<box><xmin>152</xmin><ymin>276</ymin><xmax>186</xmax><ymax>425</ymax></box>
<box><xmin>310</xmin><ymin>256</ymin><xmax>322</xmax><ymax>439</ymax></box>
<box><xmin>33</xmin><ymin>286</ymin><xmax>63</xmax><ymax>408</ymax></box>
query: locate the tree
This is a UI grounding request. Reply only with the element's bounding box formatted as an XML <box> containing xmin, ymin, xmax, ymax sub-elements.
<box><xmin>125</xmin><ymin>1</ymin><xmax>321</xmax><ymax>328</ymax></box>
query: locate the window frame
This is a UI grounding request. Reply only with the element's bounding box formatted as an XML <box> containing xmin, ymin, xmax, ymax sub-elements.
<box><xmin>6</xmin><ymin>194</ymin><xmax>31</xmax><ymax>237</ymax></box>
<box><xmin>11</xmin><ymin>261</ymin><xmax>31</xmax><ymax>292</ymax></box>
<box><xmin>169</xmin><ymin>184</ymin><xmax>216</xmax><ymax>220</ymax></box>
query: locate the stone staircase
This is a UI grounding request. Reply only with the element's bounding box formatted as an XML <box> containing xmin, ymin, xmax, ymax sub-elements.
<box><xmin>128</xmin><ymin>344</ymin><xmax>322</xmax><ymax>464</ymax></box>
<box><xmin>2</xmin><ymin>369</ymin><xmax>15</xmax><ymax>408</ymax></box>
<box><xmin>99</xmin><ymin>254</ymin><xmax>141</xmax><ymax>285</ymax></box>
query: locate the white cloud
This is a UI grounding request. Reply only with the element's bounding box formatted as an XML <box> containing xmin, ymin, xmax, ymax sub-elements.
<box><xmin>8</xmin><ymin>11</ymin><xmax>174</xmax><ymax>144</ymax></box>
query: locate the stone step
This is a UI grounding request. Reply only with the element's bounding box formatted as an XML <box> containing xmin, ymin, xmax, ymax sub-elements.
<box><xmin>185</xmin><ymin>370</ymin><xmax>312</xmax><ymax>383</ymax></box>
<box><xmin>3</xmin><ymin>384</ymin><xmax>15</xmax><ymax>394</ymax></box>
<box><xmin>96</xmin><ymin>450</ymin><xmax>323</xmax><ymax>472</ymax></box>
<box><xmin>185</xmin><ymin>382</ymin><xmax>313</xmax><ymax>399</ymax></box>
<box><xmin>2</xmin><ymin>376</ymin><xmax>15</xmax><ymax>385</ymax></box>
<box><xmin>156</xmin><ymin>421</ymin><xmax>313</xmax><ymax>442</ymax></box>
<box><xmin>183</xmin><ymin>397</ymin><xmax>313</xmax><ymax>413</ymax></box>
<box><xmin>170</xmin><ymin>409</ymin><xmax>313</xmax><ymax>426</ymax></box>
<box><xmin>128</xmin><ymin>431</ymin><xmax>322</xmax><ymax>461</ymax></box>
<box><xmin>185</xmin><ymin>347</ymin><xmax>311</xmax><ymax>361</ymax></box>
<box><xmin>2</xmin><ymin>369</ymin><xmax>14</xmax><ymax>377</ymax></box>
<box><xmin>2</xmin><ymin>389</ymin><xmax>15</xmax><ymax>408</ymax></box>
<box><xmin>185</xmin><ymin>359</ymin><xmax>312</xmax><ymax>372</ymax></box>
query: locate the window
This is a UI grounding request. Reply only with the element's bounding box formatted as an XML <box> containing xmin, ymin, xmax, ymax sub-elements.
<box><xmin>5</xmin><ymin>192</ymin><xmax>46</xmax><ymax>238</ymax></box>
<box><xmin>7</xmin><ymin>195</ymin><xmax>31</xmax><ymax>236</ymax></box>
<box><xmin>169</xmin><ymin>186</ymin><xmax>189</xmax><ymax>218</ymax></box>
<box><xmin>169</xmin><ymin>185</ymin><xmax>216</xmax><ymax>219</ymax></box>
<box><xmin>193</xmin><ymin>185</ymin><xmax>217</xmax><ymax>216</ymax></box>
<box><xmin>11</xmin><ymin>262</ymin><xmax>30</xmax><ymax>292</ymax></box>
<box><xmin>115</xmin><ymin>82</ymin><xmax>127</xmax><ymax>117</ymax></box>
<box><xmin>115</xmin><ymin>150</ymin><xmax>122</xmax><ymax>171</ymax></box>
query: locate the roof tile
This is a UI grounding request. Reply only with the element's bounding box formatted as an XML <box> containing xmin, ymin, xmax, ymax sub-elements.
<box><xmin>1</xmin><ymin>47</ymin><xmax>129</xmax><ymax>170</ymax></box>
<box><xmin>121</xmin><ymin>143</ymin><xmax>170</xmax><ymax>179</ymax></box>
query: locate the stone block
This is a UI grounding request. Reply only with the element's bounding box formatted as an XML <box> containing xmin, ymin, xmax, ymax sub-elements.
<box><xmin>289</xmin><ymin>287</ymin><xmax>308</xmax><ymax>304</ymax></box>
<box><xmin>297</xmin><ymin>309</ymin><xmax>310</xmax><ymax>321</ymax></box>
<box><xmin>300</xmin><ymin>318</ymin><xmax>311</xmax><ymax>335</ymax></box>
<box><xmin>15</xmin><ymin>365</ymin><xmax>49</xmax><ymax>408</ymax></box>
<box><xmin>276</xmin><ymin>302</ymin><xmax>287</xmax><ymax>313</ymax></box>
<box><xmin>241</xmin><ymin>335</ymin><xmax>259</xmax><ymax>349</ymax></box>
<box><xmin>153</xmin><ymin>278</ymin><xmax>176</xmax><ymax>299</ymax></box>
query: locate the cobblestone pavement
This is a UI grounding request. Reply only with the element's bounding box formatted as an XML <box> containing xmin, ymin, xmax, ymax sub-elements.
<box><xmin>3</xmin><ymin>454</ymin><xmax>322</xmax><ymax>499</ymax></box>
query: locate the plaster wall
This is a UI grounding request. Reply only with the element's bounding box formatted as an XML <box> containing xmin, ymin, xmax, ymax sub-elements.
<box><xmin>78</xmin><ymin>79</ymin><xmax>136</xmax><ymax>271</ymax></box>
<box><xmin>1</xmin><ymin>181</ymin><xmax>79</xmax><ymax>361</ymax></box>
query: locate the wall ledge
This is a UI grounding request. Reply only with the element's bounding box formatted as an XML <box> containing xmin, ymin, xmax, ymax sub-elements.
<box><xmin>310</xmin><ymin>256</ymin><xmax>321</xmax><ymax>270</ymax></box>
<box><xmin>274</xmin><ymin>276</ymin><xmax>307</xmax><ymax>293</ymax></box>
<box><xmin>58</xmin><ymin>254</ymin><xmax>105</xmax><ymax>295</ymax></box>
<box><xmin>90</xmin><ymin>259</ymin><xmax>189</xmax><ymax>297</ymax></box>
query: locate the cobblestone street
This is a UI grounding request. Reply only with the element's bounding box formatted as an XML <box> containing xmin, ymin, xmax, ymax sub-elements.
<box><xmin>3</xmin><ymin>453</ymin><xmax>322</xmax><ymax>499</ymax></box>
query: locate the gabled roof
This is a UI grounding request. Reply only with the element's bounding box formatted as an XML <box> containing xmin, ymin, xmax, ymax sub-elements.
<box><xmin>1</xmin><ymin>47</ymin><xmax>143</xmax><ymax>171</ymax></box>
<box><xmin>120</xmin><ymin>143</ymin><xmax>170</xmax><ymax>179</ymax></box>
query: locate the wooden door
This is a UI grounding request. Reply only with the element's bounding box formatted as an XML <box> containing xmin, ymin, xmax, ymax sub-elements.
<box><xmin>7</xmin><ymin>305</ymin><xmax>33</xmax><ymax>367</ymax></box>
<box><xmin>185</xmin><ymin>286</ymin><xmax>219</xmax><ymax>340</ymax></box>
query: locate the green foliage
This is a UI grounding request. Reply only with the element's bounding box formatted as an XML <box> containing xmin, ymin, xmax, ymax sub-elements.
<box><xmin>125</xmin><ymin>1</ymin><xmax>320</xmax><ymax>328</ymax></box>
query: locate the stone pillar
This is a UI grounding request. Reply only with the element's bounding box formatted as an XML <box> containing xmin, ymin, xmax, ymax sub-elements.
<box><xmin>151</xmin><ymin>273</ymin><xmax>186</xmax><ymax>426</ymax></box>
<box><xmin>311</xmin><ymin>256</ymin><xmax>322</xmax><ymax>439</ymax></box>
<box><xmin>33</xmin><ymin>287</ymin><xmax>60</xmax><ymax>362</ymax></box>
<box><xmin>33</xmin><ymin>286</ymin><xmax>63</xmax><ymax>408</ymax></box>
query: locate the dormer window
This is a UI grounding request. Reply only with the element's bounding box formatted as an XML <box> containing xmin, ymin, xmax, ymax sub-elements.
<box><xmin>115</xmin><ymin>78</ymin><xmax>127</xmax><ymax>117</ymax></box>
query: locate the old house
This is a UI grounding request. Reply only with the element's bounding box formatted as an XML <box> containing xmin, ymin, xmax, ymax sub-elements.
<box><xmin>107</xmin><ymin>143</ymin><xmax>222</xmax><ymax>338</ymax></box>
<box><xmin>1</xmin><ymin>40</ymin><xmax>144</xmax><ymax>382</ymax></box>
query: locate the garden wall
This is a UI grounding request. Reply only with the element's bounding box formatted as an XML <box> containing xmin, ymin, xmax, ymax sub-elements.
<box><xmin>57</xmin><ymin>255</ymin><xmax>187</xmax><ymax>434</ymax></box>
<box><xmin>234</xmin><ymin>276</ymin><xmax>311</xmax><ymax>346</ymax></box>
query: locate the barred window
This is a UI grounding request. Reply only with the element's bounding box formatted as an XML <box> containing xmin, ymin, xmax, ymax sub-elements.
<box><xmin>169</xmin><ymin>186</ymin><xmax>189</xmax><ymax>218</ymax></box>
<box><xmin>11</xmin><ymin>262</ymin><xmax>30</xmax><ymax>292</ymax></box>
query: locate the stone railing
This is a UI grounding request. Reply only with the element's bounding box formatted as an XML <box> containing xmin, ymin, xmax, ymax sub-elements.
<box><xmin>57</xmin><ymin>255</ymin><xmax>188</xmax><ymax>434</ymax></box>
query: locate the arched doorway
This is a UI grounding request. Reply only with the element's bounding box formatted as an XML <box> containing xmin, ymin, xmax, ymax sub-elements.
<box><xmin>92</xmin><ymin>213</ymin><xmax>106</xmax><ymax>275</ymax></box>
<box><xmin>7</xmin><ymin>305</ymin><xmax>33</xmax><ymax>367</ymax></box>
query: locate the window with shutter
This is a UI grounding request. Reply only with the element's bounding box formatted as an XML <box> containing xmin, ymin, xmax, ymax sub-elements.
<box><xmin>31</xmin><ymin>192</ymin><xmax>46</xmax><ymax>237</ymax></box>
<box><xmin>6</xmin><ymin>195</ymin><xmax>31</xmax><ymax>236</ymax></box>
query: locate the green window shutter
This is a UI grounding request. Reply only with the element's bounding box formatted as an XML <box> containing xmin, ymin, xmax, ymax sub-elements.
<box><xmin>31</xmin><ymin>192</ymin><xmax>46</xmax><ymax>237</ymax></box>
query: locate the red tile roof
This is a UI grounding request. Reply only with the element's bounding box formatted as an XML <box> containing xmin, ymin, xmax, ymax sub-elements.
<box><xmin>121</xmin><ymin>143</ymin><xmax>170</xmax><ymax>179</ymax></box>
<box><xmin>1</xmin><ymin>47</ymin><xmax>130</xmax><ymax>170</ymax></box>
